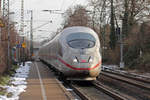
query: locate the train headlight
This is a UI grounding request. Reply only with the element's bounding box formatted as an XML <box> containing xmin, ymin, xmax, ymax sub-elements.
<box><xmin>89</xmin><ymin>58</ymin><xmax>93</xmax><ymax>62</ymax></box>
<box><xmin>73</xmin><ymin>58</ymin><xmax>78</xmax><ymax>62</ymax></box>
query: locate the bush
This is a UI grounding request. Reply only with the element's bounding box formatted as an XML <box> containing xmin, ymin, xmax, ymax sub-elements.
<box><xmin>0</xmin><ymin>75</ymin><xmax>10</xmax><ymax>86</ymax></box>
<box><xmin>138</xmin><ymin>53</ymin><xmax>150</xmax><ymax>72</ymax></box>
<box><xmin>124</xmin><ymin>45</ymin><xmax>140</xmax><ymax>68</ymax></box>
<box><xmin>6</xmin><ymin>65</ymin><xmax>19</xmax><ymax>76</ymax></box>
<box><xmin>141</xmin><ymin>53</ymin><xmax>150</xmax><ymax>64</ymax></box>
<box><xmin>103</xmin><ymin>46</ymin><xmax>120</xmax><ymax>64</ymax></box>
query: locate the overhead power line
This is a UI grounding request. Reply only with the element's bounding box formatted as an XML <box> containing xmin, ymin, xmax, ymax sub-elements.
<box><xmin>60</xmin><ymin>0</ymin><xmax>65</xmax><ymax>11</ymax></box>
<box><xmin>70</xmin><ymin>0</ymin><xmax>78</xmax><ymax>7</ymax></box>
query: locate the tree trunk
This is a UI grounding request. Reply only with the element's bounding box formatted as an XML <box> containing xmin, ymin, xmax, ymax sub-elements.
<box><xmin>109</xmin><ymin>0</ymin><xmax>116</xmax><ymax>49</ymax></box>
<box><xmin>122</xmin><ymin>0</ymin><xmax>129</xmax><ymax>36</ymax></box>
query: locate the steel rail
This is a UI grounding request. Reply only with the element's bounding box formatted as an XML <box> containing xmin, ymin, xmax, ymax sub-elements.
<box><xmin>68</xmin><ymin>81</ymin><xmax>133</xmax><ymax>100</ymax></box>
<box><xmin>102</xmin><ymin>70</ymin><xmax>150</xmax><ymax>84</ymax></box>
<box><xmin>101</xmin><ymin>71</ymin><xmax>150</xmax><ymax>91</ymax></box>
<box><xmin>93</xmin><ymin>81</ymin><xmax>136</xmax><ymax>100</ymax></box>
<box><xmin>68</xmin><ymin>84</ymin><xmax>90</xmax><ymax>100</ymax></box>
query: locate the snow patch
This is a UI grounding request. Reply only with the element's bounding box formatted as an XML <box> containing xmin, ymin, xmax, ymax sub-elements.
<box><xmin>0</xmin><ymin>62</ymin><xmax>31</xmax><ymax>100</ymax></box>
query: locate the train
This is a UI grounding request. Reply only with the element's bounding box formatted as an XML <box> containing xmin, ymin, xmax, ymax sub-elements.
<box><xmin>38</xmin><ymin>26</ymin><xmax>102</xmax><ymax>81</ymax></box>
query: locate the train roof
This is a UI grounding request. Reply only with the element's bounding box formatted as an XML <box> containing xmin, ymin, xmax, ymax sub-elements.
<box><xmin>40</xmin><ymin>26</ymin><xmax>100</xmax><ymax>48</ymax></box>
<box><xmin>59</xmin><ymin>26</ymin><xmax>99</xmax><ymax>42</ymax></box>
<box><xmin>60</xmin><ymin>26</ymin><xmax>97</xmax><ymax>36</ymax></box>
<box><xmin>59</xmin><ymin>26</ymin><xmax>100</xmax><ymax>47</ymax></box>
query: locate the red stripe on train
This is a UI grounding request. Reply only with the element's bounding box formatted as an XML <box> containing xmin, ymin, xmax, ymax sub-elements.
<box><xmin>39</xmin><ymin>54</ymin><xmax>101</xmax><ymax>70</ymax></box>
<box><xmin>58</xmin><ymin>58</ymin><xmax>101</xmax><ymax>70</ymax></box>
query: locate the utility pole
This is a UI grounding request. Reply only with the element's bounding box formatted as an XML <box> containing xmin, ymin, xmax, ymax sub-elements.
<box><xmin>0</xmin><ymin>0</ymin><xmax>2</xmax><ymax>42</ymax></box>
<box><xmin>120</xmin><ymin>27</ymin><xmax>124</xmax><ymax>69</ymax></box>
<box><xmin>0</xmin><ymin>0</ymin><xmax>1</xmax><ymax>16</ymax></box>
<box><xmin>20</xmin><ymin>0</ymin><xmax>25</xmax><ymax>65</ymax></box>
<box><xmin>3</xmin><ymin>0</ymin><xmax>10</xmax><ymax>68</ymax></box>
<box><xmin>30</xmin><ymin>10</ymin><xmax>33</xmax><ymax>59</ymax></box>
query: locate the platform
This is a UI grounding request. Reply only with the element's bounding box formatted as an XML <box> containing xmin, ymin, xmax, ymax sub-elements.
<box><xmin>20</xmin><ymin>62</ymin><xmax>74</xmax><ymax>100</ymax></box>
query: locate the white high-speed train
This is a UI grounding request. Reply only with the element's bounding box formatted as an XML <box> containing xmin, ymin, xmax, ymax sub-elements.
<box><xmin>39</xmin><ymin>26</ymin><xmax>102</xmax><ymax>81</ymax></box>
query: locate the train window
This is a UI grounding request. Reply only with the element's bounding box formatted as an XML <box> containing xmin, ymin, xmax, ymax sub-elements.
<box><xmin>68</xmin><ymin>39</ymin><xmax>95</xmax><ymax>49</ymax></box>
<box><xmin>67</xmin><ymin>33</ymin><xmax>96</xmax><ymax>49</ymax></box>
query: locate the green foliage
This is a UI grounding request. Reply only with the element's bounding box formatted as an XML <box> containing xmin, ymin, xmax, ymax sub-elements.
<box><xmin>0</xmin><ymin>64</ymin><xmax>19</xmax><ymax>97</ymax></box>
<box><xmin>134</xmin><ymin>53</ymin><xmax>150</xmax><ymax>72</ymax></box>
<box><xmin>0</xmin><ymin>91</ymin><xmax>5</xmax><ymax>96</ymax></box>
<box><xmin>140</xmin><ymin>22</ymin><xmax>150</xmax><ymax>53</ymax></box>
<box><xmin>7</xmin><ymin>65</ymin><xmax>18</xmax><ymax>76</ymax></box>
<box><xmin>0</xmin><ymin>75</ymin><xmax>10</xmax><ymax>86</ymax></box>
<box><xmin>143</xmin><ymin>37</ymin><xmax>150</xmax><ymax>53</ymax></box>
<box><xmin>7</xmin><ymin>92</ymin><xmax>13</xmax><ymax>98</ymax></box>
<box><xmin>0</xmin><ymin>87</ymin><xmax>7</xmax><ymax>96</ymax></box>
<box><xmin>109</xmin><ymin>31</ymin><xmax>117</xmax><ymax>49</ymax></box>
<box><xmin>124</xmin><ymin>45</ymin><xmax>140</xmax><ymax>68</ymax></box>
<box><xmin>0</xmin><ymin>65</ymin><xmax>18</xmax><ymax>86</ymax></box>
<box><xmin>141</xmin><ymin>53</ymin><xmax>150</xmax><ymax>65</ymax></box>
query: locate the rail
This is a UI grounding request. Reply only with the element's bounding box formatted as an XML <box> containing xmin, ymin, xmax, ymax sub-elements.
<box><xmin>101</xmin><ymin>71</ymin><xmax>150</xmax><ymax>91</ymax></box>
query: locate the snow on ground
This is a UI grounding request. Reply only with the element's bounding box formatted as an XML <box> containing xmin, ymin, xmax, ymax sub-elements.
<box><xmin>102</xmin><ymin>65</ymin><xmax>119</xmax><ymax>70</ymax></box>
<box><xmin>0</xmin><ymin>61</ymin><xmax>31</xmax><ymax>100</ymax></box>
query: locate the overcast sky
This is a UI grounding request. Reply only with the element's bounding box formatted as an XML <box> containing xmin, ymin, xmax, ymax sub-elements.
<box><xmin>10</xmin><ymin>0</ymin><xmax>88</xmax><ymax>41</ymax></box>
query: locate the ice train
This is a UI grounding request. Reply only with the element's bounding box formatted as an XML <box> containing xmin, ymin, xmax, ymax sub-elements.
<box><xmin>39</xmin><ymin>26</ymin><xmax>102</xmax><ymax>80</ymax></box>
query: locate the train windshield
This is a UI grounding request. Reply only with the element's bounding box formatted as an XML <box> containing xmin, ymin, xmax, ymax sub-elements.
<box><xmin>67</xmin><ymin>33</ymin><xmax>96</xmax><ymax>49</ymax></box>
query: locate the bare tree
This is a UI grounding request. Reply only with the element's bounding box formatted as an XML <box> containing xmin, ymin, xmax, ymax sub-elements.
<box><xmin>62</xmin><ymin>5</ymin><xmax>90</xmax><ymax>28</ymax></box>
<box><xmin>0</xmin><ymin>19</ymin><xmax>18</xmax><ymax>74</ymax></box>
<box><xmin>109</xmin><ymin>0</ymin><xmax>117</xmax><ymax>49</ymax></box>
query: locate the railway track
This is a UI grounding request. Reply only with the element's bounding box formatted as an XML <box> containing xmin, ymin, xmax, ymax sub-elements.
<box><xmin>101</xmin><ymin>71</ymin><xmax>150</xmax><ymax>91</ymax></box>
<box><xmin>51</xmin><ymin>66</ymin><xmax>131</xmax><ymax>100</ymax></box>
<box><xmin>43</xmin><ymin>61</ymin><xmax>150</xmax><ymax>100</ymax></box>
<box><xmin>102</xmin><ymin>69</ymin><xmax>150</xmax><ymax>83</ymax></box>
<box><xmin>98</xmin><ymin>71</ymin><xmax>150</xmax><ymax>100</ymax></box>
<box><xmin>67</xmin><ymin>81</ymin><xmax>135</xmax><ymax>100</ymax></box>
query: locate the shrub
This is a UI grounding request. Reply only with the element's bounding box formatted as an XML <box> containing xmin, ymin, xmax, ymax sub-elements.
<box><xmin>124</xmin><ymin>45</ymin><xmax>140</xmax><ymax>68</ymax></box>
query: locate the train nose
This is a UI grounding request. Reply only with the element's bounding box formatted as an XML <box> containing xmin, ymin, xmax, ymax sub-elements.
<box><xmin>71</xmin><ymin>55</ymin><xmax>96</xmax><ymax>71</ymax></box>
<box><xmin>71</xmin><ymin>55</ymin><xmax>101</xmax><ymax>76</ymax></box>
<box><xmin>72</xmin><ymin>55</ymin><xmax>93</xmax><ymax>63</ymax></box>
